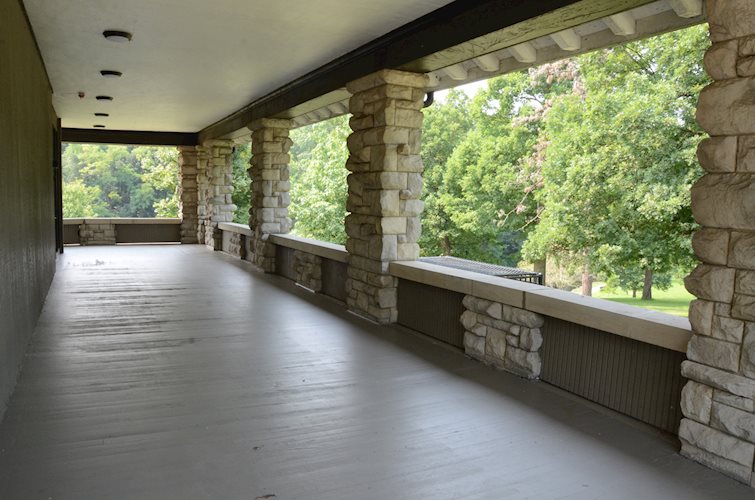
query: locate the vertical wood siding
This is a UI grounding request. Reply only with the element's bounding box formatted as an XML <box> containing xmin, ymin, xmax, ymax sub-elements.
<box><xmin>321</xmin><ymin>258</ymin><xmax>347</xmax><ymax>302</ymax></box>
<box><xmin>397</xmin><ymin>279</ymin><xmax>465</xmax><ymax>348</ymax></box>
<box><xmin>275</xmin><ymin>246</ymin><xmax>297</xmax><ymax>281</ymax></box>
<box><xmin>540</xmin><ymin>317</ymin><xmax>685</xmax><ymax>434</ymax></box>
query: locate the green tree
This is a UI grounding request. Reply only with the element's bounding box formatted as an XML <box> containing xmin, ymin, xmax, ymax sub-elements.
<box><xmin>62</xmin><ymin>180</ymin><xmax>105</xmax><ymax>217</ymax></box>
<box><xmin>134</xmin><ymin>146</ymin><xmax>179</xmax><ymax>217</ymax></box>
<box><xmin>523</xmin><ymin>25</ymin><xmax>709</xmax><ymax>298</ymax></box>
<box><xmin>231</xmin><ymin>143</ymin><xmax>252</xmax><ymax>224</ymax></box>
<box><xmin>420</xmin><ymin>89</ymin><xmax>474</xmax><ymax>256</ymax></box>
<box><xmin>62</xmin><ymin>143</ymin><xmax>179</xmax><ymax>218</ymax></box>
<box><xmin>421</xmin><ymin>63</ymin><xmax>576</xmax><ymax>265</ymax></box>
<box><xmin>289</xmin><ymin>115</ymin><xmax>350</xmax><ymax>244</ymax></box>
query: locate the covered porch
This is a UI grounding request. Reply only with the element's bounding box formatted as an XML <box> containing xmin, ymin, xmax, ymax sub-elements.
<box><xmin>3</xmin><ymin>0</ymin><xmax>755</xmax><ymax>495</ymax></box>
<box><xmin>0</xmin><ymin>245</ymin><xmax>751</xmax><ymax>499</ymax></box>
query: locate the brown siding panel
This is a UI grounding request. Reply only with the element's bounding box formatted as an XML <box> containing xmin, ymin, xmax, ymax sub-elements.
<box><xmin>540</xmin><ymin>317</ymin><xmax>685</xmax><ymax>434</ymax></box>
<box><xmin>397</xmin><ymin>279</ymin><xmax>465</xmax><ymax>348</ymax></box>
<box><xmin>275</xmin><ymin>246</ymin><xmax>297</xmax><ymax>281</ymax></box>
<box><xmin>0</xmin><ymin>0</ymin><xmax>58</xmax><ymax>419</ymax></box>
<box><xmin>63</xmin><ymin>224</ymin><xmax>80</xmax><ymax>245</ymax></box>
<box><xmin>321</xmin><ymin>258</ymin><xmax>347</xmax><ymax>303</ymax></box>
<box><xmin>116</xmin><ymin>224</ymin><xmax>180</xmax><ymax>243</ymax></box>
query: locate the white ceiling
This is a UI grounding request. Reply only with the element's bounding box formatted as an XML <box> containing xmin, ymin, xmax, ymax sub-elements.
<box><xmin>24</xmin><ymin>0</ymin><xmax>454</xmax><ymax>132</ymax></box>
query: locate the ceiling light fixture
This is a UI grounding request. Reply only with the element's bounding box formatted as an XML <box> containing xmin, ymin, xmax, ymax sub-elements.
<box><xmin>93</xmin><ymin>125</ymin><xmax>106</xmax><ymax>128</ymax></box>
<box><xmin>94</xmin><ymin>113</ymin><xmax>109</xmax><ymax>117</ymax></box>
<box><xmin>100</xmin><ymin>70</ymin><xmax>122</xmax><ymax>78</ymax></box>
<box><xmin>103</xmin><ymin>30</ymin><xmax>132</xmax><ymax>43</ymax></box>
<box><xmin>95</xmin><ymin>95</ymin><xmax>113</xmax><ymax>101</ymax></box>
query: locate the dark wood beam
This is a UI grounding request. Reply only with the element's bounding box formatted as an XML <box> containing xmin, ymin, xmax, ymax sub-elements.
<box><xmin>198</xmin><ymin>0</ymin><xmax>654</xmax><ymax>142</ymax></box>
<box><xmin>62</xmin><ymin>128</ymin><xmax>198</xmax><ymax>146</ymax></box>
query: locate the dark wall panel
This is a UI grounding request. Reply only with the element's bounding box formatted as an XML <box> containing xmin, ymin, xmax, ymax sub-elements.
<box><xmin>397</xmin><ymin>279</ymin><xmax>465</xmax><ymax>348</ymax></box>
<box><xmin>275</xmin><ymin>246</ymin><xmax>297</xmax><ymax>281</ymax></box>
<box><xmin>0</xmin><ymin>0</ymin><xmax>58</xmax><ymax>419</ymax></box>
<box><xmin>321</xmin><ymin>258</ymin><xmax>347</xmax><ymax>303</ymax></box>
<box><xmin>63</xmin><ymin>224</ymin><xmax>80</xmax><ymax>245</ymax></box>
<box><xmin>541</xmin><ymin>317</ymin><xmax>685</xmax><ymax>434</ymax></box>
<box><xmin>116</xmin><ymin>224</ymin><xmax>180</xmax><ymax>243</ymax></box>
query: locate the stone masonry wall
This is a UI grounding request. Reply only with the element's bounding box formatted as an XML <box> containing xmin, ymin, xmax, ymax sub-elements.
<box><xmin>248</xmin><ymin>118</ymin><xmax>292</xmax><ymax>272</ymax></box>
<box><xmin>461</xmin><ymin>295</ymin><xmax>545</xmax><ymax>379</ymax></box>
<box><xmin>293</xmin><ymin>250</ymin><xmax>322</xmax><ymax>292</ymax></box>
<box><xmin>680</xmin><ymin>0</ymin><xmax>755</xmax><ymax>487</ymax></box>
<box><xmin>197</xmin><ymin>141</ymin><xmax>235</xmax><ymax>249</ymax></box>
<box><xmin>177</xmin><ymin>146</ymin><xmax>198</xmax><ymax>244</ymax></box>
<box><xmin>226</xmin><ymin>231</ymin><xmax>246</xmax><ymax>260</ymax></box>
<box><xmin>344</xmin><ymin>69</ymin><xmax>428</xmax><ymax>324</ymax></box>
<box><xmin>79</xmin><ymin>221</ymin><xmax>116</xmax><ymax>245</ymax></box>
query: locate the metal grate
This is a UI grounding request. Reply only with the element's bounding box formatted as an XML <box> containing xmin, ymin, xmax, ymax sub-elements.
<box><xmin>419</xmin><ymin>256</ymin><xmax>543</xmax><ymax>284</ymax></box>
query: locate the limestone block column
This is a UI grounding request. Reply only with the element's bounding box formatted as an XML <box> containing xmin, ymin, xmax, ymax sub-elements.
<box><xmin>198</xmin><ymin>140</ymin><xmax>235</xmax><ymax>250</ymax></box>
<box><xmin>248</xmin><ymin>118</ymin><xmax>293</xmax><ymax>271</ymax></box>
<box><xmin>680</xmin><ymin>1</ymin><xmax>755</xmax><ymax>487</ymax></box>
<box><xmin>196</xmin><ymin>146</ymin><xmax>210</xmax><ymax>245</ymax></box>
<box><xmin>344</xmin><ymin>69</ymin><xmax>428</xmax><ymax>324</ymax></box>
<box><xmin>177</xmin><ymin>146</ymin><xmax>198</xmax><ymax>244</ymax></box>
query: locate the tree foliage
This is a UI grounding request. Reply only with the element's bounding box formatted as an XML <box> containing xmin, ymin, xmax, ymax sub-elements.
<box><xmin>62</xmin><ymin>144</ymin><xmax>179</xmax><ymax>218</ymax></box>
<box><xmin>231</xmin><ymin>143</ymin><xmax>252</xmax><ymax>224</ymax></box>
<box><xmin>288</xmin><ymin>115</ymin><xmax>350</xmax><ymax>244</ymax></box>
<box><xmin>522</xmin><ymin>25</ymin><xmax>708</xmax><ymax>297</ymax></box>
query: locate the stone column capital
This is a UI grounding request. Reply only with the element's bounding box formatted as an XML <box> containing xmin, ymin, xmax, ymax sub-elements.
<box><xmin>346</xmin><ymin>69</ymin><xmax>430</xmax><ymax>94</ymax></box>
<box><xmin>248</xmin><ymin>118</ymin><xmax>293</xmax><ymax>131</ymax></box>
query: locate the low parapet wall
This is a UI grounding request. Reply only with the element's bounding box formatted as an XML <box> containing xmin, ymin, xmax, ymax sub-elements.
<box><xmin>63</xmin><ymin>218</ymin><xmax>182</xmax><ymax>245</ymax></box>
<box><xmin>215</xmin><ymin>227</ymin><xmax>692</xmax><ymax>434</ymax></box>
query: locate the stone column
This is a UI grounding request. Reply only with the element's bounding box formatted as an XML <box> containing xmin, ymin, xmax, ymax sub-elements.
<box><xmin>344</xmin><ymin>69</ymin><xmax>428</xmax><ymax>324</ymax></box>
<box><xmin>680</xmin><ymin>0</ymin><xmax>755</xmax><ymax>487</ymax></box>
<box><xmin>196</xmin><ymin>145</ymin><xmax>210</xmax><ymax>245</ymax></box>
<box><xmin>196</xmin><ymin>140</ymin><xmax>235</xmax><ymax>250</ymax></box>
<box><xmin>177</xmin><ymin>146</ymin><xmax>199</xmax><ymax>244</ymax></box>
<box><xmin>248</xmin><ymin>118</ymin><xmax>292</xmax><ymax>271</ymax></box>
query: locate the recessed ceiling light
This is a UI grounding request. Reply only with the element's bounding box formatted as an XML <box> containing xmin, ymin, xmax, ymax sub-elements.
<box><xmin>95</xmin><ymin>95</ymin><xmax>113</xmax><ymax>101</ymax></box>
<box><xmin>100</xmin><ymin>70</ymin><xmax>122</xmax><ymax>78</ymax></box>
<box><xmin>94</xmin><ymin>113</ymin><xmax>109</xmax><ymax>117</ymax></box>
<box><xmin>93</xmin><ymin>125</ymin><xmax>106</xmax><ymax>128</ymax></box>
<box><xmin>103</xmin><ymin>30</ymin><xmax>132</xmax><ymax>43</ymax></box>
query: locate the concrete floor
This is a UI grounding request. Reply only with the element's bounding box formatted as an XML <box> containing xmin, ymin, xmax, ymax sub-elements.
<box><xmin>0</xmin><ymin>245</ymin><xmax>752</xmax><ymax>500</ymax></box>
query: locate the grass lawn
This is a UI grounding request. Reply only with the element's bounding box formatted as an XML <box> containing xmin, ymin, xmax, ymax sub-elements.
<box><xmin>587</xmin><ymin>281</ymin><xmax>693</xmax><ymax>317</ymax></box>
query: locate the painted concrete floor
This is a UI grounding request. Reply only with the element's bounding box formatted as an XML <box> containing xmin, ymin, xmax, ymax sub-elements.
<box><xmin>0</xmin><ymin>245</ymin><xmax>752</xmax><ymax>500</ymax></box>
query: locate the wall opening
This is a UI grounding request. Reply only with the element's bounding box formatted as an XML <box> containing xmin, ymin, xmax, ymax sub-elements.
<box><xmin>62</xmin><ymin>143</ymin><xmax>179</xmax><ymax>218</ymax></box>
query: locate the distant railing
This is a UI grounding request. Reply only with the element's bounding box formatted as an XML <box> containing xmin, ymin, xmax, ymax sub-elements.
<box><xmin>63</xmin><ymin>218</ymin><xmax>181</xmax><ymax>245</ymax></box>
<box><xmin>269</xmin><ymin>234</ymin><xmax>348</xmax><ymax>303</ymax></box>
<box><xmin>215</xmin><ymin>226</ymin><xmax>349</xmax><ymax>303</ymax></box>
<box><xmin>419</xmin><ymin>256</ymin><xmax>543</xmax><ymax>284</ymax></box>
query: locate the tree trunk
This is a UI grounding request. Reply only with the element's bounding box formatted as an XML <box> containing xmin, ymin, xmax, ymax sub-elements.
<box><xmin>581</xmin><ymin>262</ymin><xmax>592</xmax><ymax>297</ymax></box>
<box><xmin>642</xmin><ymin>267</ymin><xmax>653</xmax><ymax>301</ymax></box>
<box><xmin>632</xmin><ymin>288</ymin><xmax>637</xmax><ymax>298</ymax></box>
<box><xmin>440</xmin><ymin>235</ymin><xmax>452</xmax><ymax>255</ymax></box>
<box><xmin>534</xmin><ymin>258</ymin><xmax>546</xmax><ymax>286</ymax></box>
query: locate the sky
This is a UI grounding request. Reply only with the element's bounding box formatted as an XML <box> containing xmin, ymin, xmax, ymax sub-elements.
<box><xmin>433</xmin><ymin>79</ymin><xmax>488</xmax><ymax>103</ymax></box>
